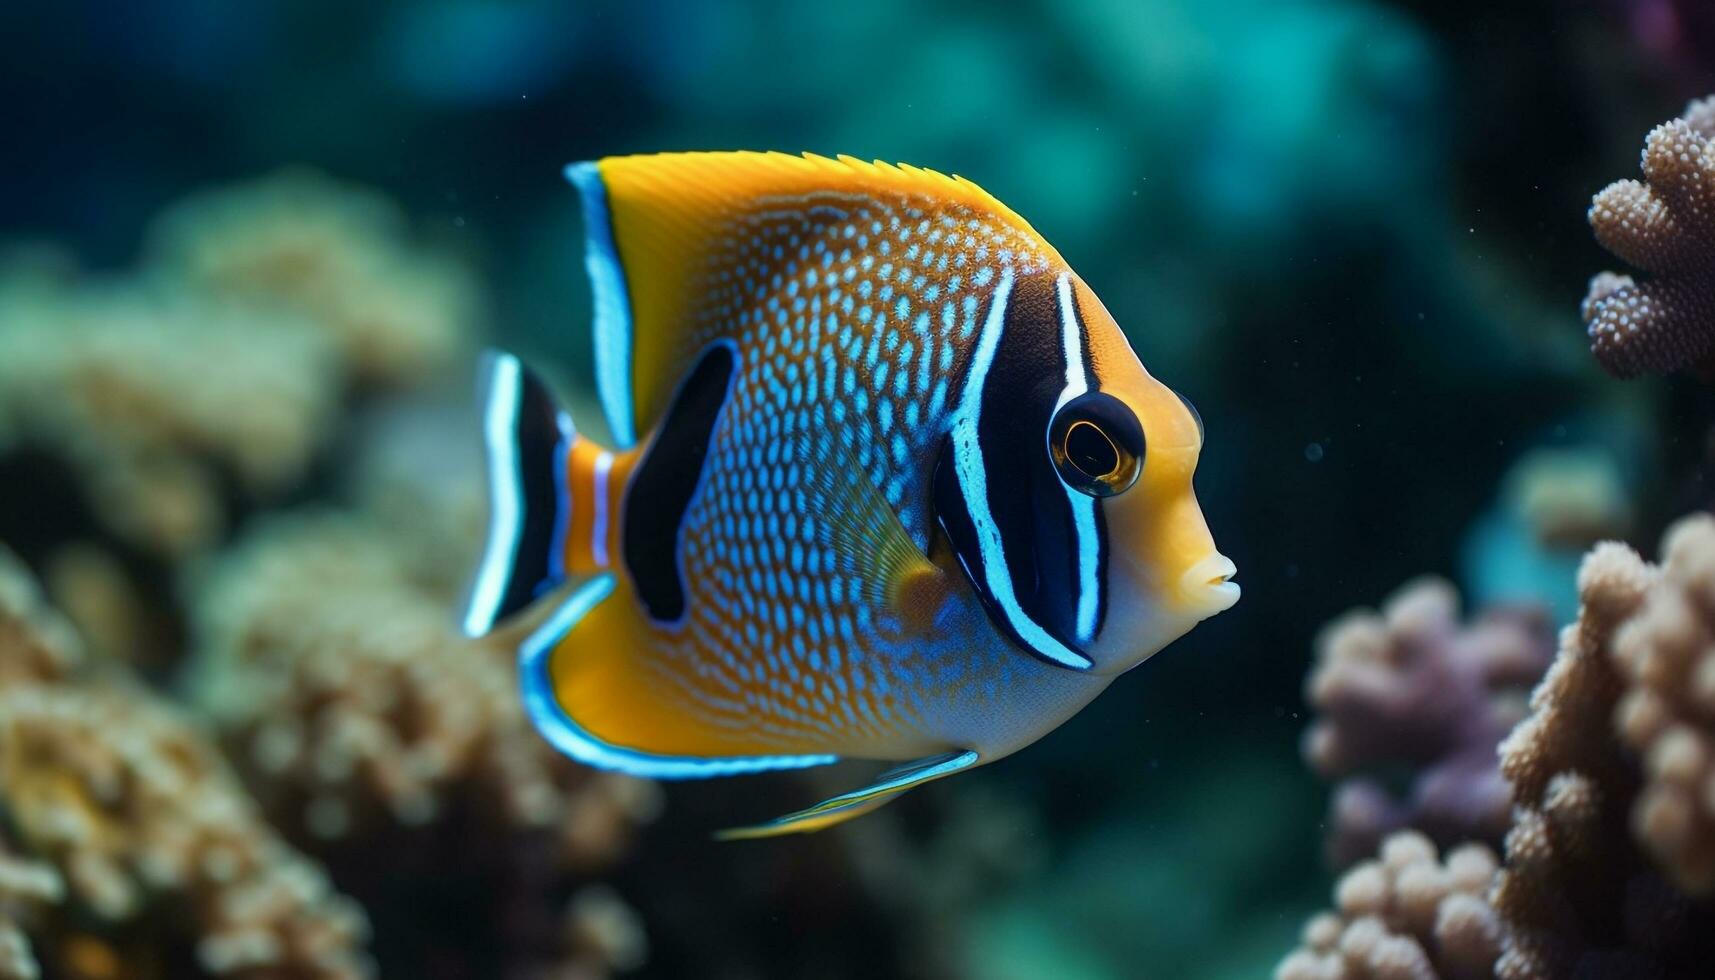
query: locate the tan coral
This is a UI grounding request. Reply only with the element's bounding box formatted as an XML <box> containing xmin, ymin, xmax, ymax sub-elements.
<box><xmin>0</xmin><ymin>686</ymin><xmax>372</xmax><ymax>978</ymax></box>
<box><xmin>0</xmin><ymin>280</ymin><xmax>341</xmax><ymax>558</ymax></box>
<box><xmin>189</xmin><ymin>512</ymin><xmax>659</xmax><ymax>868</ymax></box>
<box><xmin>557</xmin><ymin>885</ymin><xmax>649</xmax><ymax>977</ymax></box>
<box><xmin>41</xmin><ymin>543</ymin><xmax>151</xmax><ymax>668</ymax></box>
<box><xmin>146</xmin><ymin>170</ymin><xmax>477</xmax><ymax>389</ymax></box>
<box><xmin>1608</xmin><ymin>514</ymin><xmax>1715</xmax><ymax>893</ymax></box>
<box><xmin>1275</xmin><ymin>831</ymin><xmax>1504</xmax><ymax>980</ymax></box>
<box><xmin>1502</xmin><ymin>448</ymin><xmax>1631</xmax><ymax>551</ymax></box>
<box><xmin>1582</xmin><ymin>96</ymin><xmax>1715</xmax><ymax>377</ymax></box>
<box><xmin>1492</xmin><ymin>523</ymin><xmax>1715</xmax><ymax>977</ymax></box>
<box><xmin>0</xmin><ymin>550</ymin><xmax>372</xmax><ymax>979</ymax></box>
<box><xmin>0</xmin><ymin>547</ymin><xmax>82</xmax><ymax>686</ymax></box>
<box><xmin>345</xmin><ymin>400</ymin><xmax>486</xmax><ymax>601</ymax></box>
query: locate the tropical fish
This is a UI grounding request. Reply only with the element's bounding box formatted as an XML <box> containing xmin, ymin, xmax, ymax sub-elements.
<box><xmin>463</xmin><ymin>152</ymin><xmax>1239</xmax><ymax>837</ymax></box>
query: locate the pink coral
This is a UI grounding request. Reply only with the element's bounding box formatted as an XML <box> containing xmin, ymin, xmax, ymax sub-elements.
<box><xmin>1303</xmin><ymin>579</ymin><xmax>1553</xmax><ymax>867</ymax></box>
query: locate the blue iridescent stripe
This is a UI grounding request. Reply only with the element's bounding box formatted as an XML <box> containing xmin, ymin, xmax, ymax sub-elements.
<box><xmin>565</xmin><ymin>161</ymin><xmax>637</xmax><ymax>448</ymax></box>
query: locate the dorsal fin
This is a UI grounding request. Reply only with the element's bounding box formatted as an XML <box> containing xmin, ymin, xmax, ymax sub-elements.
<box><xmin>566</xmin><ymin>152</ymin><xmax>1057</xmax><ymax>447</ymax></box>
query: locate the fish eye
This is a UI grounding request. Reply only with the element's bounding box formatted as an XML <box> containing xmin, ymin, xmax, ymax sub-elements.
<box><xmin>1049</xmin><ymin>392</ymin><xmax>1145</xmax><ymax>497</ymax></box>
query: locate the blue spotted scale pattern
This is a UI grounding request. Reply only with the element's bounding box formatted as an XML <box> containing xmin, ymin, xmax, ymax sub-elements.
<box><xmin>641</xmin><ymin>190</ymin><xmax>1055</xmax><ymax>755</ymax></box>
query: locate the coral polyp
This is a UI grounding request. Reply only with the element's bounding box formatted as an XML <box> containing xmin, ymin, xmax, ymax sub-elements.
<box><xmin>1583</xmin><ymin>98</ymin><xmax>1715</xmax><ymax>377</ymax></box>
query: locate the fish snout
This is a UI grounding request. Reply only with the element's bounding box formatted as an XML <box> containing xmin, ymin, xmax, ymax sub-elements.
<box><xmin>1177</xmin><ymin>553</ymin><xmax>1240</xmax><ymax>618</ymax></box>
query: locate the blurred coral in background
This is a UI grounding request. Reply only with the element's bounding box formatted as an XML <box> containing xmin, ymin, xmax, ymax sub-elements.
<box><xmin>1302</xmin><ymin>579</ymin><xmax>1552</xmax><ymax>868</ymax></box>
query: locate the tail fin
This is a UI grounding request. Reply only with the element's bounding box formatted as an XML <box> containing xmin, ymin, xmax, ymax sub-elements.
<box><xmin>463</xmin><ymin>351</ymin><xmax>575</xmax><ymax>637</ymax></box>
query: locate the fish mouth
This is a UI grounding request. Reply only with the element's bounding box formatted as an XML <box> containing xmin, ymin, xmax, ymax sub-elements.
<box><xmin>1178</xmin><ymin>553</ymin><xmax>1240</xmax><ymax>617</ymax></box>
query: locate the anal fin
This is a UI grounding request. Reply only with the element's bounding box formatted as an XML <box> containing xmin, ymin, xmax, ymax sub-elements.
<box><xmin>521</xmin><ymin>574</ymin><xmax>839</xmax><ymax>778</ymax></box>
<box><xmin>715</xmin><ymin>750</ymin><xmax>980</xmax><ymax>840</ymax></box>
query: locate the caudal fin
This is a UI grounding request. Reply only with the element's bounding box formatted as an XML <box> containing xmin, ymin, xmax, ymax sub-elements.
<box><xmin>463</xmin><ymin>351</ymin><xmax>575</xmax><ymax>637</ymax></box>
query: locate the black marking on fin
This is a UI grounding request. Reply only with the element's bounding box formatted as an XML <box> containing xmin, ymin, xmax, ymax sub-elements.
<box><xmin>623</xmin><ymin>342</ymin><xmax>737</xmax><ymax>623</ymax></box>
<box><xmin>464</xmin><ymin>351</ymin><xmax>569</xmax><ymax>636</ymax></box>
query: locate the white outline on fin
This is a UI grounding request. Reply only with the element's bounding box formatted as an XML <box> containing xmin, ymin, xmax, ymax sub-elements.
<box><xmin>518</xmin><ymin>574</ymin><xmax>841</xmax><ymax>779</ymax></box>
<box><xmin>565</xmin><ymin>162</ymin><xmax>638</xmax><ymax>449</ymax></box>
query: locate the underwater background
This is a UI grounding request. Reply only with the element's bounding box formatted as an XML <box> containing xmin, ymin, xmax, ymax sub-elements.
<box><xmin>3</xmin><ymin>1</ymin><xmax>1715</xmax><ymax>978</ymax></box>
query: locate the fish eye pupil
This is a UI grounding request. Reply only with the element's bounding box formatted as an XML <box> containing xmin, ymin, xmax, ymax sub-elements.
<box><xmin>1066</xmin><ymin>421</ymin><xmax>1119</xmax><ymax>479</ymax></box>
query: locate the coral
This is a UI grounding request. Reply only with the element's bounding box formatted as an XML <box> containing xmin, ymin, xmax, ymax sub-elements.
<box><xmin>1463</xmin><ymin>445</ymin><xmax>1636</xmax><ymax>627</ymax></box>
<box><xmin>554</xmin><ymin>885</ymin><xmax>648</xmax><ymax>977</ymax></box>
<box><xmin>189</xmin><ymin>512</ymin><xmax>656</xmax><ymax>860</ymax></box>
<box><xmin>1503</xmin><ymin>448</ymin><xmax>1632</xmax><ymax>552</ymax></box>
<box><xmin>1275</xmin><ymin>831</ymin><xmax>1504</xmax><ymax>980</ymax></box>
<box><xmin>344</xmin><ymin>399</ymin><xmax>486</xmax><ymax>600</ymax></box>
<box><xmin>0</xmin><ymin>546</ymin><xmax>82</xmax><ymax>686</ymax></box>
<box><xmin>187</xmin><ymin>512</ymin><xmax>657</xmax><ymax>976</ymax></box>
<box><xmin>0</xmin><ymin>278</ymin><xmax>340</xmax><ymax>558</ymax></box>
<box><xmin>1608</xmin><ymin>515</ymin><xmax>1715</xmax><ymax>894</ymax></box>
<box><xmin>1303</xmin><ymin>578</ymin><xmax>1554</xmax><ymax>867</ymax></box>
<box><xmin>1493</xmin><ymin>522</ymin><xmax>1715</xmax><ymax>977</ymax></box>
<box><xmin>1582</xmin><ymin>96</ymin><xmax>1715</xmax><ymax>378</ymax></box>
<box><xmin>146</xmin><ymin>170</ymin><xmax>478</xmax><ymax>389</ymax></box>
<box><xmin>42</xmin><ymin>542</ymin><xmax>152</xmax><ymax>668</ymax></box>
<box><xmin>0</xmin><ymin>547</ymin><xmax>372</xmax><ymax>979</ymax></box>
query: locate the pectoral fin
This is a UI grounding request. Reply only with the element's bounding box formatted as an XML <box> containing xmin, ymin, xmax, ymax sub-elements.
<box><xmin>793</xmin><ymin>432</ymin><xmax>949</xmax><ymax>635</ymax></box>
<box><xmin>715</xmin><ymin>750</ymin><xmax>980</xmax><ymax>840</ymax></box>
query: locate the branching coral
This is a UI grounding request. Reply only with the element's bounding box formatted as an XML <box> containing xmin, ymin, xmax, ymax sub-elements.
<box><xmin>0</xmin><ymin>166</ymin><xmax>483</xmax><ymax>570</ymax></box>
<box><xmin>1582</xmin><ymin>96</ymin><xmax>1715</xmax><ymax>378</ymax></box>
<box><xmin>0</xmin><ymin>547</ymin><xmax>372</xmax><ymax>980</ymax></box>
<box><xmin>1493</xmin><ymin>520</ymin><xmax>1715</xmax><ymax>977</ymax></box>
<box><xmin>1289</xmin><ymin>515</ymin><xmax>1715</xmax><ymax>978</ymax></box>
<box><xmin>1276</xmin><ymin>831</ymin><xmax>1504</xmax><ymax>980</ymax></box>
<box><xmin>146</xmin><ymin>170</ymin><xmax>478</xmax><ymax>389</ymax></box>
<box><xmin>1303</xmin><ymin>579</ymin><xmax>1554</xmax><ymax>867</ymax></box>
<box><xmin>1607</xmin><ymin>516</ymin><xmax>1715</xmax><ymax>894</ymax></box>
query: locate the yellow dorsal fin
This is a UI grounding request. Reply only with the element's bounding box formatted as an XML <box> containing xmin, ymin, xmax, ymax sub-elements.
<box><xmin>568</xmin><ymin>152</ymin><xmax>1053</xmax><ymax>446</ymax></box>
